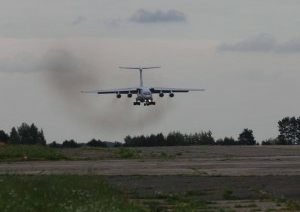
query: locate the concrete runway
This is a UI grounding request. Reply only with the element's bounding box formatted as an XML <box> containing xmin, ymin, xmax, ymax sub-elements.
<box><xmin>1</xmin><ymin>156</ymin><xmax>300</xmax><ymax>176</ymax></box>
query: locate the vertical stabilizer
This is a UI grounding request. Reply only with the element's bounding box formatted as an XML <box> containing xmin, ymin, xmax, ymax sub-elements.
<box><xmin>119</xmin><ymin>67</ymin><xmax>161</xmax><ymax>87</ymax></box>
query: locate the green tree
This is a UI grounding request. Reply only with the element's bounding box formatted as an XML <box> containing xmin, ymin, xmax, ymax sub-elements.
<box><xmin>48</xmin><ymin>141</ymin><xmax>61</xmax><ymax>148</ymax></box>
<box><xmin>198</xmin><ymin>131</ymin><xmax>215</xmax><ymax>145</ymax></box>
<box><xmin>216</xmin><ymin>137</ymin><xmax>236</xmax><ymax>145</ymax></box>
<box><xmin>124</xmin><ymin>135</ymin><xmax>132</xmax><ymax>147</ymax></box>
<box><xmin>261</xmin><ymin>138</ymin><xmax>279</xmax><ymax>145</ymax></box>
<box><xmin>278</xmin><ymin>117</ymin><xmax>300</xmax><ymax>145</ymax></box>
<box><xmin>166</xmin><ymin>131</ymin><xmax>185</xmax><ymax>146</ymax></box>
<box><xmin>9</xmin><ymin>127</ymin><xmax>20</xmax><ymax>144</ymax></box>
<box><xmin>113</xmin><ymin>141</ymin><xmax>123</xmax><ymax>147</ymax></box>
<box><xmin>297</xmin><ymin>117</ymin><xmax>300</xmax><ymax>144</ymax></box>
<box><xmin>0</xmin><ymin>130</ymin><xmax>9</xmax><ymax>143</ymax></box>
<box><xmin>148</xmin><ymin>134</ymin><xmax>157</xmax><ymax>146</ymax></box>
<box><xmin>238</xmin><ymin>128</ymin><xmax>256</xmax><ymax>145</ymax></box>
<box><xmin>18</xmin><ymin>123</ymin><xmax>31</xmax><ymax>144</ymax></box>
<box><xmin>155</xmin><ymin>133</ymin><xmax>166</xmax><ymax>146</ymax></box>
<box><xmin>86</xmin><ymin>139</ymin><xmax>107</xmax><ymax>147</ymax></box>
<box><xmin>16</xmin><ymin>123</ymin><xmax>46</xmax><ymax>145</ymax></box>
<box><xmin>37</xmin><ymin>129</ymin><xmax>46</xmax><ymax>145</ymax></box>
<box><xmin>62</xmin><ymin>139</ymin><xmax>80</xmax><ymax>148</ymax></box>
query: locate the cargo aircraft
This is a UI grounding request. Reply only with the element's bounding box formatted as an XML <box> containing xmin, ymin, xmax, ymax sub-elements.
<box><xmin>82</xmin><ymin>67</ymin><xmax>205</xmax><ymax>106</ymax></box>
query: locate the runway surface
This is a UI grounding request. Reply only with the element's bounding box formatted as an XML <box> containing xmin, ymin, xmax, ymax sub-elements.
<box><xmin>1</xmin><ymin>156</ymin><xmax>300</xmax><ymax>176</ymax></box>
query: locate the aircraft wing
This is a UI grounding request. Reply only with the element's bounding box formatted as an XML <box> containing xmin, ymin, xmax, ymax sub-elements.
<box><xmin>150</xmin><ymin>87</ymin><xmax>205</xmax><ymax>93</ymax></box>
<box><xmin>82</xmin><ymin>87</ymin><xmax>139</xmax><ymax>94</ymax></box>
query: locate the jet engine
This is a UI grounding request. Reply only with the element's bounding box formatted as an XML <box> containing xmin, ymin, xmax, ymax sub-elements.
<box><xmin>127</xmin><ymin>93</ymin><xmax>132</xmax><ymax>98</ymax></box>
<box><xmin>116</xmin><ymin>94</ymin><xmax>121</xmax><ymax>98</ymax></box>
<box><xmin>169</xmin><ymin>93</ymin><xmax>174</xmax><ymax>98</ymax></box>
<box><xmin>159</xmin><ymin>92</ymin><xmax>164</xmax><ymax>97</ymax></box>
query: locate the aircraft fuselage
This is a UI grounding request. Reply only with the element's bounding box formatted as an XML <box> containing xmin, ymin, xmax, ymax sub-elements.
<box><xmin>135</xmin><ymin>87</ymin><xmax>155</xmax><ymax>106</ymax></box>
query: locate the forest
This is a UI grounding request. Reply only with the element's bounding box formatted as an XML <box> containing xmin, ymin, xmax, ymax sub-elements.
<box><xmin>0</xmin><ymin>116</ymin><xmax>299</xmax><ymax>147</ymax></box>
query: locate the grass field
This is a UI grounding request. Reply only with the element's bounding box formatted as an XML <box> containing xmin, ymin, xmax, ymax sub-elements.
<box><xmin>1</xmin><ymin>145</ymin><xmax>300</xmax><ymax>211</ymax></box>
<box><xmin>2</xmin><ymin>145</ymin><xmax>300</xmax><ymax>162</ymax></box>
<box><xmin>0</xmin><ymin>175</ymin><xmax>146</xmax><ymax>212</ymax></box>
<box><xmin>0</xmin><ymin>145</ymin><xmax>66</xmax><ymax>161</ymax></box>
<box><xmin>1</xmin><ymin>175</ymin><xmax>299</xmax><ymax>212</ymax></box>
<box><xmin>107</xmin><ymin>175</ymin><xmax>300</xmax><ymax>212</ymax></box>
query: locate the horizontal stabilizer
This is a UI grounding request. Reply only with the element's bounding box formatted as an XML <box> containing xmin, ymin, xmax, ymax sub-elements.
<box><xmin>119</xmin><ymin>67</ymin><xmax>161</xmax><ymax>70</ymax></box>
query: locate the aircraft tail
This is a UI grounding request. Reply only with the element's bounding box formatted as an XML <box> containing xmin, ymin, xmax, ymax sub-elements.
<box><xmin>119</xmin><ymin>67</ymin><xmax>161</xmax><ymax>87</ymax></box>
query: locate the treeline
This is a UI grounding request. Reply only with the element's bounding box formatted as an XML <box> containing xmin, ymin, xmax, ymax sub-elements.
<box><xmin>124</xmin><ymin>129</ymin><xmax>256</xmax><ymax>147</ymax></box>
<box><xmin>124</xmin><ymin>131</ymin><xmax>214</xmax><ymax>147</ymax></box>
<box><xmin>124</xmin><ymin>116</ymin><xmax>300</xmax><ymax>146</ymax></box>
<box><xmin>0</xmin><ymin>123</ymin><xmax>121</xmax><ymax>148</ymax></box>
<box><xmin>1</xmin><ymin>116</ymin><xmax>299</xmax><ymax>147</ymax></box>
<box><xmin>0</xmin><ymin>123</ymin><xmax>46</xmax><ymax>145</ymax></box>
<box><xmin>48</xmin><ymin>139</ymin><xmax>122</xmax><ymax>148</ymax></box>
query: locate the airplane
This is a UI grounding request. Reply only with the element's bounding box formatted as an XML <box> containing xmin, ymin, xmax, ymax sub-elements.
<box><xmin>82</xmin><ymin>67</ymin><xmax>205</xmax><ymax>106</ymax></box>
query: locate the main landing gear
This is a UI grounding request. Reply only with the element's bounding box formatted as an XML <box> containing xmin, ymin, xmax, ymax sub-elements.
<box><xmin>133</xmin><ymin>101</ymin><xmax>156</xmax><ymax>106</ymax></box>
<box><xmin>144</xmin><ymin>101</ymin><xmax>156</xmax><ymax>106</ymax></box>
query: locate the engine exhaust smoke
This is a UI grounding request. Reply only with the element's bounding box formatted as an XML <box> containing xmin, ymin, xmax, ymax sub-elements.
<box><xmin>42</xmin><ymin>49</ymin><xmax>173</xmax><ymax>138</ymax></box>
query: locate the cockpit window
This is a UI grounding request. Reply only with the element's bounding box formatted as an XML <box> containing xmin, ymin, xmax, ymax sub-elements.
<box><xmin>143</xmin><ymin>91</ymin><xmax>151</xmax><ymax>95</ymax></box>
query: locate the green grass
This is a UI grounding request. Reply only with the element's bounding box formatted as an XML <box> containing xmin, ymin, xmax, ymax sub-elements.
<box><xmin>222</xmin><ymin>187</ymin><xmax>234</xmax><ymax>200</ymax></box>
<box><xmin>117</xmin><ymin>148</ymin><xmax>137</xmax><ymax>159</ymax></box>
<box><xmin>0</xmin><ymin>175</ymin><xmax>147</xmax><ymax>212</ymax></box>
<box><xmin>283</xmin><ymin>199</ymin><xmax>300</xmax><ymax>211</ymax></box>
<box><xmin>234</xmin><ymin>203</ymin><xmax>257</xmax><ymax>208</ymax></box>
<box><xmin>168</xmin><ymin>195</ymin><xmax>210</xmax><ymax>212</ymax></box>
<box><xmin>0</xmin><ymin>145</ymin><xmax>66</xmax><ymax>161</ymax></box>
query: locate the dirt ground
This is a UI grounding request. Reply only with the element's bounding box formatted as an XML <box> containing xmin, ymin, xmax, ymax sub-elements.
<box><xmin>106</xmin><ymin>175</ymin><xmax>300</xmax><ymax>211</ymax></box>
<box><xmin>1</xmin><ymin>145</ymin><xmax>300</xmax><ymax>211</ymax></box>
<box><xmin>1</xmin><ymin>146</ymin><xmax>300</xmax><ymax>176</ymax></box>
<box><xmin>106</xmin><ymin>175</ymin><xmax>300</xmax><ymax>200</ymax></box>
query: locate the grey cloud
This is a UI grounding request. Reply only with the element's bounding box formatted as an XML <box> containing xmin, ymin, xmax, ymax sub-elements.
<box><xmin>104</xmin><ymin>19</ymin><xmax>122</xmax><ymax>28</ymax></box>
<box><xmin>218</xmin><ymin>34</ymin><xmax>300</xmax><ymax>53</ymax></box>
<box><xmin>41</xmin><ymin>50</ymin><xmax>86</xmax><ymax>73</ymax></box>
<box><xmin>130</xmin><ymin>9</ymin><xmax>186</xmax><ymax>23</ymax></box>
<box><xmin>72</xmin><ymin>16</ymin><xmax>87</xmax><ymax>25</ymax></box>
<box><xmin>276</xmin><ymin>38</ymin><xmax>300</xmax><ymax>53</ymax></box>
<box><xmin>218</xmin><ymin>34</ymin><xmax>276</xmax><ymax>52</ymax></box>
<box><xmin>0</xmin><ymin>50</ymin><xmax>85</xmax><ymax>74</ymax></box>
<box><xmin>0</xmin><ymin>52</ymin><xmax>38</xmax><ymax>73</ymax></box>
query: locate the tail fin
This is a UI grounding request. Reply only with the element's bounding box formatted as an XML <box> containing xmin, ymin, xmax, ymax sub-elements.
<box><xmin>119</xmin><ymin>67</ymin><xmax>161</xmax><ymax>87</ymax></box>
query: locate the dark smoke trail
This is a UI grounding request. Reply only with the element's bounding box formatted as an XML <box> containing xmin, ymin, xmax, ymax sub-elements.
<box><xmin>41</xmin><ymin>49</ymin><xmax>173</xmax><ymax>134</ymax></box>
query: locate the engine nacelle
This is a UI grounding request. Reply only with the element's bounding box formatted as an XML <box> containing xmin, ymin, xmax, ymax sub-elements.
<box><xmin>169</xmin><ymin>93</ymin><xmax>174</xmax><ymax>98</ymax></box>
<box><xmin>127</xmin><ymin>93</ymin><xmax>132</xmax><ymax>98</ymax></box>
<box><xmin>159</xmin><ymin>92</ymin><xmax>164</xmax><ymax>97</ymax></box>
<box><xmin>116</xmin><ymin>94</ymin><xmax>121</xmax><ymax>98</ymax></box>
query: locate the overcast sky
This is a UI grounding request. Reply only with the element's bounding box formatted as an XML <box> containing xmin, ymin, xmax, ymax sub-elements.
<box><xmin>1</xmin><ymin>0</ymin><xmax>300</xmax><ymax>143</ymax></box>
